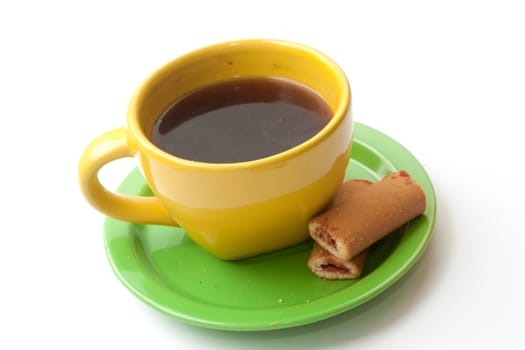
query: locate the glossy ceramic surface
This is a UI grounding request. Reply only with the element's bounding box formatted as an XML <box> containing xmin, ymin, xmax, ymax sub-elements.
<box><xmin>104</xmin><ymin>122</ymin><xmax>436</xmax><ymax>331</ymax></box>
<box><xmin>79</xmin><ymin>39</ymin><xmax>352</xmax><ymax>259</ymax></box>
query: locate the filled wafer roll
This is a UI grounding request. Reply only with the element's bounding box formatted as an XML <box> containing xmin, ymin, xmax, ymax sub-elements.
<box><xmin>309</xmin><ymin>171</ymin><xmax>426</xmax><ymax>261</ymax></box>
<box><xmin>308</xmin><ymin>243</ymin><xmax>369</xmax><ymax>279</ymax></box>
<box><xmin>307</xmin><ymin>178</ymin><xmax>374</xmax><ymax>279</ymax></box>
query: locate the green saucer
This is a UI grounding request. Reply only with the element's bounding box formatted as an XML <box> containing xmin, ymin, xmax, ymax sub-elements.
<box><xmin>104</xmin><ymin>122</ymin><xmax>436</xmax><ymax>331</ymax></box>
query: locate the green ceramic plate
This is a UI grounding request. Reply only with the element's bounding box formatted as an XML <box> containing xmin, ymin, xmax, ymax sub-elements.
<box><xmin>104</xmin><ymin>122</ymin><xmax>436</xmax><ymax>331</ymax></box>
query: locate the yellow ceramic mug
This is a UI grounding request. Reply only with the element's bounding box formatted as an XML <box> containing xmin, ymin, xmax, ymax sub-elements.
<box><xmin>78</xmin><ymin>39</ymin><xmax>352</xmax><ymax>260</ymax></box>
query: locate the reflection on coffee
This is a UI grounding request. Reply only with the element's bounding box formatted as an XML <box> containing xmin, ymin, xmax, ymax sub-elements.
<box><xmin>151</xmin><ymin>77</ymin><xmax>332</xmax><ymax>163</ymax></box>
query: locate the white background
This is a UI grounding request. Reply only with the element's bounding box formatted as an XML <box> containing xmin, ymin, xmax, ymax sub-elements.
<box><xmin>1</xmin><ymin>0</ymin><xmax>523</xmax><ymax>349</ymax></box>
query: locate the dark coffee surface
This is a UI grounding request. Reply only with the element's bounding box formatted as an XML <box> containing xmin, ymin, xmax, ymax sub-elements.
<box><xmin>151</xmin><ymin>77</ymin><xmax>332</xmax><ymax>163</ymax></box>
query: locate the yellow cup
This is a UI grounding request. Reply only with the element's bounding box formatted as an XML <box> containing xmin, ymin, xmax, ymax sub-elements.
<box><xmin>78</xmin><ymin>39</ymin><xmax>352</xmax><ymax>260</ymax></box>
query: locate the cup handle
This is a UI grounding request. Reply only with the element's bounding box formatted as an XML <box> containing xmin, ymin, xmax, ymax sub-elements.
<box><xmin>78</xmin><ymin>127</ymin><xmax>176</xmax><ymax>225</ymax></box>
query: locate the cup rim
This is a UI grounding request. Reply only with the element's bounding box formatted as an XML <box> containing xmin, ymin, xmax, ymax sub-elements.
<box><xmin>127</xmin><ymin>38</ymin><xmax>351</xmax><ymax>170</ymax></box>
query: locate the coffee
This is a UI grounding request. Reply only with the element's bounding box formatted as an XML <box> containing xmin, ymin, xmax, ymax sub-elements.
<box><xmin>151</xmin><ymin>77</ymin><xmax>332</xmax><ymax>163</ymax></box>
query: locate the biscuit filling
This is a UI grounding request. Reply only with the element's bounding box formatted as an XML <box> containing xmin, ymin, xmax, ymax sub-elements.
<box><xmin>318</xmin><ymin>230</ymin><xmax>337</xmax><ymax>249</ymax></box>
<box><xmin>320</xmin><ymin>264</ymin><xmax>350</xmax><ymax>274</ymax></box>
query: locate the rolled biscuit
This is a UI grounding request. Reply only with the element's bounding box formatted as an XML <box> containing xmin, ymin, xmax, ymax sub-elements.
<box><xmin>308</xmin><ymin>243</ymin><xmax>369</xmax><ymax>280</ymax></box>
<box><xmin>329</xmin><ymin>179</ymin><xmax>373</xmax><ymax>206</ymax></box>
<box><xmin>307</xmin><ymin>179</ymin><xmax>373</xmax><ymax>279</ymax></box>
<box><xmin>309</xmin><ymin>171</ymin><xmax>426</xmax><ymax>261</ymax></box>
